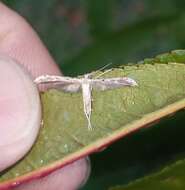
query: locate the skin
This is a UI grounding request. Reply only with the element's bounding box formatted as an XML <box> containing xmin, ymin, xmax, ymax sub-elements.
<box><xmin>0</xmin><ymin>2</ymin><xmax>90</xmax><ymax>190</ymax></box>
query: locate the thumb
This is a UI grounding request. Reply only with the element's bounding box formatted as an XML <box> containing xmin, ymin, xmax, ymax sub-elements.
<box><xmin>0</xmin><ymin>2</ymin><xmax>90</xmax><ymax>190</ymax></box>
<box><xmin>0</xmin><ymin>55</ymin><xmax>41</xmax><ymax>171</ymax></box>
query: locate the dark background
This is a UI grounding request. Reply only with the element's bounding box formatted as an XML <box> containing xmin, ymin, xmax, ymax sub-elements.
<box><xmin>4</xmin><ymin>0</ymin><xmax>185</xmax><ymax>189</ymax></box>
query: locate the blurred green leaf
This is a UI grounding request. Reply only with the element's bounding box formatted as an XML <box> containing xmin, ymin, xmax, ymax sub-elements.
<box><xmin>84</xmin><ymin>0</ymin><xmax>114</xmax><ymax>40</ymax></box>
<box><xmin>109</xmin><ymin>159</ymin><xmax>185</xmax><ymax>190</ymax></box>
<box><xmin>7</xmin><ymin>0</ymin><xmax>185</xmax><ymax>76</ymax></box>
<box><xmin>62</xmin><ymin>13</ymin><xmax>182</xmax><ymax>76</ymax></box>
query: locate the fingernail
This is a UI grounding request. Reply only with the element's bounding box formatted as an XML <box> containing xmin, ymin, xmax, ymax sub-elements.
<box><xmin>0</xmin><ymin>54</ymin><xmax>41</xmax><ymax>171</ymax></box>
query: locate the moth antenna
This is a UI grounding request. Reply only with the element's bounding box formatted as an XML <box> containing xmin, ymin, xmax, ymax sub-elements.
<box><xmin>95</xmin><ymin>68</ymin><xmax>113</xmax><ymax>79</ymax></box>
<box><xmin>97</xmin><ymin>62</ymin><xmax>113</xmax><ymax>72</ymax></box>
<box><xmin>86</xmin><ymin>63</ymin><xmax>113</xmax><ymax>79</ymax></box>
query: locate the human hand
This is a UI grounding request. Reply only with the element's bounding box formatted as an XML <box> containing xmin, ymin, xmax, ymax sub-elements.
<box><xmin>0</xmin><ymin>2</ymin><xmax>90</xmax><ymax>190</ymax></box>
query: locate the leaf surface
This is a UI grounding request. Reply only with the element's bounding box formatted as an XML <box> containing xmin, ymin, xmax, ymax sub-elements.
<box><xmin>1</xmin><ymin>51</ymin><xmax>185</xmax><ymax>189</ymax></box>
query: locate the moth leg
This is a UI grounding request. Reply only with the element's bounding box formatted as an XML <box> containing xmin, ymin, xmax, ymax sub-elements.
<box><xmin>84</xmin><ymin>108</ymin><xmax>92</xmax><ymax>130</ymax></box>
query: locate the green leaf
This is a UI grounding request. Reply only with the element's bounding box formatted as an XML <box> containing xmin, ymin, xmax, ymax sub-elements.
<box><xmin>1</xmin><ymin>50</ymin><xmax>185</xmax><ymax>188</ymax></box>
<box><xmin>109</xmin><ymin>158</ymin><xmax>185</xmax><ymax>190</ymax></box>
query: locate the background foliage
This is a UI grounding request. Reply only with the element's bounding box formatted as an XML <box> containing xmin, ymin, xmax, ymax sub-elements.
<box><xmin>3</xmin><ymin>0</ymin><xmax>185</xmax><ymax>189</ymax></box>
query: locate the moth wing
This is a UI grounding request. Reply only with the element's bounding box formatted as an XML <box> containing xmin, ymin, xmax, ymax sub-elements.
<box><xmin>92</xmin><ymin>80</ymin><xmax>112</xmax><ymax>91</ymax></box>
<box><xmin>92</xmin><ymin>77</ymin><xmax>137</xmax><ymax>91</ymax></box>
<box><xmin>35</xmin><ymin>75</ymin><xmax>81</xmax><ymax>92</ymax></box>
<box><xmin>57</xmin><ymin>83</ymin><xmax>81</xmax><ymax>92</ymax></box>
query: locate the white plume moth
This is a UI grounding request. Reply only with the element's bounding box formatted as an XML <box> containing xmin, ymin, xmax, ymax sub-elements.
<box><xmin>34</xmin><ymin>70</ymin><xmax>138</xmax><ymax>130</ymax></box>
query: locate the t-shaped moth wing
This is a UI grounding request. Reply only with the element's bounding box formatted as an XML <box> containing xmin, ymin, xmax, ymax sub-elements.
<box><xmin>92</xmin><ymin>77</ymin><xmax>138</xmax><ymax>91</ymax></box>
